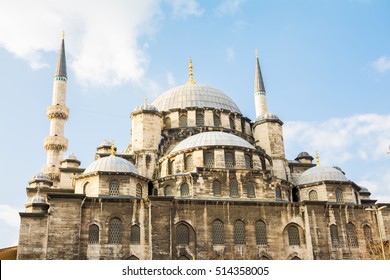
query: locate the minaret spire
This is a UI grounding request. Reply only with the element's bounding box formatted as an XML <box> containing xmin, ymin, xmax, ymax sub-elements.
<box><xmin>187</xmin><ymin>57</ymin><xmax>196</xmax><ymax>84</ymax></box>
<box><xmin>254</xmin><ymin>50</ymin><xmax>267</xmax><ymax>117</ymax></box>
<box><xmin>42</xmin><ymin>33</ymin><xmax>70</xmax><ymax>183</ymax></box>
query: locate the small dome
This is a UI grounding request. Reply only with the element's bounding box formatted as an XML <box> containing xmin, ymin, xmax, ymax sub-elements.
<box><xmin>170</xmin><ymin>131</ymin><xmax>255</xmax><ymax>154</ymax></box>
<box><xmin>133</xmin><ymin>103</ymin><xmax>158</xmax><ymax>112</ymax></box>
<box><xmin>151</xmin><ymin>83</ymin><xmax>241</xmax><ymax>113</ymax></box>
<box><xmin>255</xmin><ymin>112</ymin><xmax>281</xmax><ymax>122</ymax></box>
<box><xmin>100</xmin><ymin>140</ymin><xmax>113</xmax><ymax>147</ymax></box>
<box><xmin>298</xmin><ymin>166</ymin><xmax>349</xmax><ymax>185</ymax></box>
<box><xmin>359</xmin><ymin>186</ymin><xmax>371</xmax><ymax>194</ymax></box>
<box><xmin>84</xmin><ymin>155</ymin><xmax>139</xmax><ymax>174</ymax></box>
<box><xmin>31</xmin><ymin>172</ymin><xmax>52</xmax><ymax>182</ymax></box>
<box><xmin>295</xmin><ymin>152</ymin><xmax>314</xmax><ymax>161</ymax></box>
<box><xmin>28</xmin><ymin>192</ymin><xmax>47</xmax><ymax>204</ymax></box>
<box><xmin>67</xmin><ymin>153</ymin><xmax>78</xmax><ymax>160</ymax></box>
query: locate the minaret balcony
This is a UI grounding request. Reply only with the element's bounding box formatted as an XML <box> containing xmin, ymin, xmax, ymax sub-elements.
<box><xmin>44</xmin><ymin>136</ymin><xmax>68</xmax><ymax>151</ymax></box>
<box><xmin>47</xmin><ymin>105</ymin><xmax>69</xmax><ymax>120</ymax></box>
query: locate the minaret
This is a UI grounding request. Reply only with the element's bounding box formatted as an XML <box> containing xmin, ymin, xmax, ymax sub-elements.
<box><xmin>42</xmin><ymin>33</ymin><xmax>69</xmax><ymax>183</ymax></box>
<box><xmin>254</xmin><ymin>50</ymin><xmax>267</xmax><ymax>118</ymax></box>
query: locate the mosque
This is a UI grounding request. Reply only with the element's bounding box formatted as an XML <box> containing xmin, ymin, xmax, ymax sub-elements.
<box><xmin>17</xmin><ymin>36</ymin><xmax>390</xmax><ymax>260</ymax></box>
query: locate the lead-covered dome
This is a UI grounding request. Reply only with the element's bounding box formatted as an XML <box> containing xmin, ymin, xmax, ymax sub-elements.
<box><xmin>298</xmin><ymin>166</ymin><xmax>349</xmax><ymax>185</ymax></box>
<box><xmin>170</xmin><ymin>131</ymin><xmax>255</xmax><ymax>154</ymax></box>
<box><xmin>84</xmin><ymin>155</ymin><xmax>139</xmax><ymax>174</ymax></box>
<box><xmin>151</xmin><ymin>83</ymin><xmax>241</xmax><ymax>114</ymax></box>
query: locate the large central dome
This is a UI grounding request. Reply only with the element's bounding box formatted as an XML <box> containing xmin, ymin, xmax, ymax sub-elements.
<box><xmin>151</xmin><ymin>83</ymin><xmax>241</xmax><ymax>114</ymax></box>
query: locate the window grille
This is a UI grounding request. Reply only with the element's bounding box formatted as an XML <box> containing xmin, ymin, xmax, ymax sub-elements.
<box><xmin>212</xmin><ymin>220</ymin><xmax>224</xmax><ymax>245</ymax></box>
<box><xmin>196</xmin><ymin>113</ymin><xmax>204</xmax><ymax>126</ymax></box>
<box><xmin>130</xmin><ymin>225</ymin><xmax>140</xmax><ymax>244</ymax></box>
<box><xmin>330</xmin><ymin>224</ymin><xmax>339</xmax><ymax>247</ymax></box>
<box><xmin>213</xmin><ymin>114</ymin><xmax>220</xmax><ymax>127</ymax></box>
<box><xmin>176</xmin><ymin>224</ymin><xmax>189</xmax><ymax>245</ymax></box>
<box><xmin>185</xmin><ymin>155</ymin><xmax>194</xmax><ymax>171</ymax></box>
<box><xmin>246</xmin><ymin>184</ymin><xmax>255</xmax><ymax>198</ymax></box>
<box><xmin>164</xmin><ymin>185</ymin><xmax>173</xmax><ymax>196</ymax></box>
<box><xmin>88</xmin><ymin>224</ymin><xmax>99</xmax><ymax>244</ymax></box>
<box><xmin>181</xmin><ymin>183</ymin><xmax>189</xmax><ymax>197</ymax></box>
<box><xmin>275</xmin><ymin>186</ymin><xmax>282</xmax><ymax>200</ymax></box>
<box><xmin>244</xmin><ymin>154</ymin><xmax>252</xmax><ymax>169</ymax></box>
<box><xmin>229</xmin><ymin>179</ymin><xmax>239</xmax><ymax>197</ymax></box>
<box><xmin>234</xmin><ymin>220</ymin><xmax>246</xmax><ymax>245</ymax></box>
<box><xmin>255</xmin><ymin>220</ymin><xmax>267</xmax><ymax>245</ymax></box>
<box><xmin>335</xmin><ymin>189</ymin><xmax>344</xmax><ymax>203</ymax></box>
<box><xmin>309</xmin><ymin>190</ymin><xmax>318</xmax><ymax>201</ymax></box>
<box><xmin>109</xmin><ymin>180</ymin><xmax>119</xmax><ymax>196</ymax></box>
<box><xmin>108</xmin><ymin>218</ymin><xmax>122</xmax><ymax>244</ymax></box>
<box><xmin>288</xmin><ymin>225</ymin><xmax>300</xmax><ymax>246</ymax></box>
<box><xmin>225</xmin><ymin>152</ymin><xmax>234</xmax><ymax>168</ymax></box>
<box><xmin>363</xmin><ymin>225</ymin><xmax>372</xmax><ymax>242</ymax></box>
<box><xmin>346</xmin><ymin>223</ymin><xmax>358</xmax><ymax>247</ymax></box>
<box><xmin>229</xmin><ymin>116</ymin><xmax>235</xmax><ymax>130</ymax></box>
<box><xmin>213</xmin><ymin>180</ymin><xmax>221</xmax><ymax>196</ymax></box>
<box><xmin>179</xmin><ymin>114</ymin><xmax>187</xmax><ymax>127</ymax></box>
<box><xmin>165</xmin><ymin>117</ymin><xmax>171</xmax><ymax>129</ymax></box>
<box><xmin>204</xmin><ymin>152</ymin><xmax>214</xmax><ymax>168</ymax></box>
<box><xmin>136</xmin><ymin>184</ymin><xmax>142</xmax><ymax>198</ymax></box>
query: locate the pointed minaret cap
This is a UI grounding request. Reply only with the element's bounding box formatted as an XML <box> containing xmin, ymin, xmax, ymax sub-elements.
<box><xmin>254</xmin><ymin>50</ymin><xmax>266</xmax><ymax>94</ymax></box>
<box><xmin>54</xmin><ymin>31</ymin><xmax>67</xmax><ymax>79</ymax></box>
<box><xmin>187</xmin><ymin>58</ymin><xmax>196</xmax><ymax>85</ymax></box>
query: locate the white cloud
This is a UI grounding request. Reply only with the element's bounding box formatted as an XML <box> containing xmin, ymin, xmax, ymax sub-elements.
<box><xmin>0</xmin><ymin>0</ymin><xmax>161</xmax><ymax>87</ymax></box>
<box><xmin>215</xmin><ymin>0</ymin><xmax>246</xmax><ymax>16</ymax></box>
<box><xmin>167</xmin><ymin>0</ymin><xmax>204</xmax><ymax>19</ymax></box>
<box><xmin>372</xmin><ymin>56</ymin><xmax>390</xmax><ymax>73</ymax></box>
<box><xmin>166</xmin><ymin>71</ymin><xmax>176</xmax><ymax>87</ymax></box>
<box><xmin>0</xmin><ymin>205</ymin><xmax>20</xmax><ymax>228</ymax></box>
<box><xmin>226</xmin><ymin>47</ymin><xmax>235</xmax><ymax>62</ymax></box>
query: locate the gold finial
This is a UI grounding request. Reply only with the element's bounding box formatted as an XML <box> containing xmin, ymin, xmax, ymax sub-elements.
<box><xmin>315</xmin><ymin>150</ymin><xmax>320</xmax><ymax>166</ymax></box>
<box><xmin>188</xmin><ymin>57</ymin><xmax>196</xmax><ymax>84</ymax></box>
<box><xmin>111</xmin><ymin>140</ymin><xmax>115</xmax><ymax>156</ymax></box>
<box><xmin>62</xmin><ymin>31</ymin><xmax>65</xmax><ymax>40</ymax></box>
<box><xmin>256</xmin><ymin>49</ymin><xmax>259</xmax><ymax>58</ymax></box>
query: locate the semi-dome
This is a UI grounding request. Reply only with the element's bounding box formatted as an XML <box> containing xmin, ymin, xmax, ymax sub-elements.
<box><xmin>151</xmin><ymin>83</ymin><xmax>241</xmax><ymax>113</ymax></box>
<box><xmin>298</xmin><ymin>166</ymin><xmax>349</xmax><ymax>185</ymax></box>
<box><xmin>170</xmin><ymin>131</ymin><xmax>255</xmax><ymax>154</ymax></box>
<box><xmin>84</xmin><ymin>155</ymin><xmax>139</xmax><ymax>175</ymax></box>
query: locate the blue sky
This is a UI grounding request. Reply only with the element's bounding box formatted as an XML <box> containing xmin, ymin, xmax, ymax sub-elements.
<box><xmin>0</xmin><ymin>0</ymin><xmax>389</xmax><ymax>248</ymax></box>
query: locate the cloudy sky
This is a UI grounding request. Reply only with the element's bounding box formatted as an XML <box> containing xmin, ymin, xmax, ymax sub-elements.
<box><xmin>0</xmin><ymin>0</ymin><xmax>389</xmax><ymax>248</ymax></box>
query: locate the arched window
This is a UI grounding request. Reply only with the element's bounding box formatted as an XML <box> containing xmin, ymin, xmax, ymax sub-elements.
<box><xmin>168</xmin><ymin>159</ymin><xmax>175</xmax><ymax>175</ymax></box>
<box><xmin>164</xmin><ymin>117</ymin><xmax>171</xmax><ymax>129</ymax></box>
<box><xmin>212</xmin><ymin>219</ymin><xmax>224</xmax><ymax>245</ymax></box>
<box><xmin>213</xmin><ymin>180</ymin><xmax>221</xmax><ymax>196</ymax></box>
<box><xmin>108</xmin><ymin>218</ymin><xmax>122</xmax><ymax>244</ymax></box>
<box><xmin>363</xmin><ymin>225</ymin><xmax>372</xmax><ymax>242</ymax></box>
<box><xmin>164</xmin><ymin>185</ymin><xmax>173</xmax><ymax>196</ymax></box>
<box><xmin>335</xmin><ymin>189</ymin><xmax>343</xmax><ymax>203</ymax></box>
<box><xmin>255</xmin><ymin>220</ymin><xmax>267</xmax><ymax>246</ymax></box>
<box><xmin>225</xmin><ymin>152</ymin><xmax>234</xmax><ymax>168</ymax></box>
<box><xmin>109</xmin><ymin>180</ymin><xmax>119</xmax><ymax>196</ymax></box>
<box><xmin>176</xmin><ymin>224</ymin><xmax>189</xmax><ymax>245</ymax></box>
<box><xmin>128</xmin><ymin>255</ymin><xmax>139</xmax><ymax>260</ymax></box>
<box><xmin>288</xmin><ymin>225</ymin><xmax>300</xmax><ymax>246</ymax></box>
<box><xmin>152</xmin><ymin>188</ymin><xmax>158</xmax><ymax>196</ymax></box>
<box><xmin>130</xmin><ymin>225</ymin><xmax>140</xmax><ymax>244</ymax></box>
<box><xmin>180</xmin><ymin>183</ymin><xmax>189</xmax><ymax>197</ymax></box>
<box><xmin>330</xmin><ymin>224</ymin><xmax>339</xmax><ymax>247</ymax></box>
<box><xmin>83</xmin><ymin>182</ymin><xmax>91</xmax><ymax>196</ymax></box>
<box><xmin>244</xmin><ymin>154</ymin><xmax>252</xmax><ymax>169</ymax></box>
<box><xmin>136</xmin><ymin>184</ymin><xmax>142</xmax><ymax>198</ymax></box>
<box><xmin>213</xmin><ymin>114</ymin><xmax>220</xmax><ymax>127</ymax></box>
<box><xmin>309</xmin><ymin>190</ymin><xmax>318</xmax><ymax>201</ymax></box>
<box><xmin>179</xmin><ymin>114</ymin><xmax>187</xmax><ymax>128</ymax></box>
<box><xmin>229</xmin><ymin>116</ymin><xmax>235</xmax><ymax>130</ymax></box>
<box><xmin>275</xmin><ymin>186</ymin><xmax>282</xmax><ymax>200</ymax></box>
<box><xmin>291</xmin><ymin>256</ymin><xmax>301</xmax><ymax>260</ymax></box>
<box><xmin>229</xmin><ymin>179</ymin><xmax>239</xmax><ymax>197</ymax></box>
<box><xmin>346</xmin><ymin>223</ymin><xmax>358</xmax><ymax>247</ymax></box>
<box><xmin>88</xmin><ymin>224</ymin><xmax>99</xmax><ymax>244</ymax></box>
<box><xmin>246</xmin><ymin>183</ymin><xmax>255</xmax><ymax>198</ymax></box>
<box><xmin>292</xmin><ymin>187</ymin><xmax>300</xmax><ymax>202</ymax></box>
<box><xmin>185</xmin><ymin>155</ymin><xmax>194</xmax><ymax>171</ymax></box>
<box><xmin>196</xmin><ymin>113</ymin><xmax>204</xmax><ymax>126</ymax></box>
<box><xmin>234</xmin><ymin>220</ymin><xmax>246</xmax><ymax>245</ymax></box>
<box><xmin>241</xmin><ymin>119</ymin><xmax>246</xmax><ymax>134</ymax></box>
<box><xmin>204</xmin><ymin>152</ymin><xmax>214</xmax><ymax>168</ymax></box>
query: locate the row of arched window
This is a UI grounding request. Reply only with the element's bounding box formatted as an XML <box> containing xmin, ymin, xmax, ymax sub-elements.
<box><xmin>164</xmin><ymin>112</ymin><xmax>247</xmax><ymax>133</ymax></box>
<box><xmin>307</xmin><ymin>189</ymin><xmax>344</xmax><ymax>202</ymax></box>
<box><xmin>329</xmin><ymin>223</ymin><xmax>372</xmax><ymax>248</ymax></box>
<box><xmin>88</xmin><ymin>218</ymin><xmax>141</xmax><ymax>245</ymax></box>
<box><xmin>106</xmin><ymin>180</ymin><xmax>142</xmax><ymax>197</ymax></box>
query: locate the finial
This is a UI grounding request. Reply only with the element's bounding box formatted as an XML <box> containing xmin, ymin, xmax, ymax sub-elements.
<box><xmin>62</xmin><ymin>31</ymin><xmax>65</xmax><ymax>40</ymax></box>
<box><xmin>315</xmin><ymin>150</ymin><xmax>320</xmax><ymax>166</ymax></box>
<box><xmin>256</xmin><ymin>49</ymin><xmax>259</xmax><ymax>58</ymax></box>
<box><xmin>111</xmin><ymin>140</ymin><xmax>115</xmax><ymax>156</ymax></box>
<box><xmin>188</xmin><ymin>57</ymin><xmax>196</xmax><ymax>84</ymax></box>
<box><xmin>144</xmin><ymin>95</ymin><xmax>148</xmax><ymax>108</ymax></box>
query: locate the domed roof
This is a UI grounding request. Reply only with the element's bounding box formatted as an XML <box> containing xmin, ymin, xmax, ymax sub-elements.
<box><xmin>84</xmin><ymin>155</ymin><xmax>139</xmax><ymax>175</ymax></box>
<box><xmin>31</xmin><ymin>172</ymin><xmax>52</xmax><ymax>182</ymax></box>
<box><xmin>297</xmin><ymin>166</ymin><xmax>349</xmax><ymax>185</ymax></box>
<box><xmin>170</xmin><ymin>131</ymin><xmax>255</xmax><ymax>154</ymax></box>
<box><xmin>28</xmin><ymin>190</ymin><xmax>47</xmax><ymax>204</ymax></box>
<box><xmin>151</xmin><ymin>83</ymin><xmax>241</xmax><ymax>113</ymax></box>
<box><xmin>255</xmin><ymin>112</ymin><xmax>281</xmax><ymax>122</ymax></box>
<box><xmin>295</xmin><ymin>151</ymin><xmax>314</xmax><ymax>161</ymax></box>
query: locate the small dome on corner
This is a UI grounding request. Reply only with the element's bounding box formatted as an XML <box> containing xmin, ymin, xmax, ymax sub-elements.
<box><xmin>84</xmin><ymin>155</ymin><xmax>139</xmax><ymax>175</ymax></box>
<box><xmin>298</xmin><ymin>166</ymin><xmax>349</xmax><ymax>185</ymax></box>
